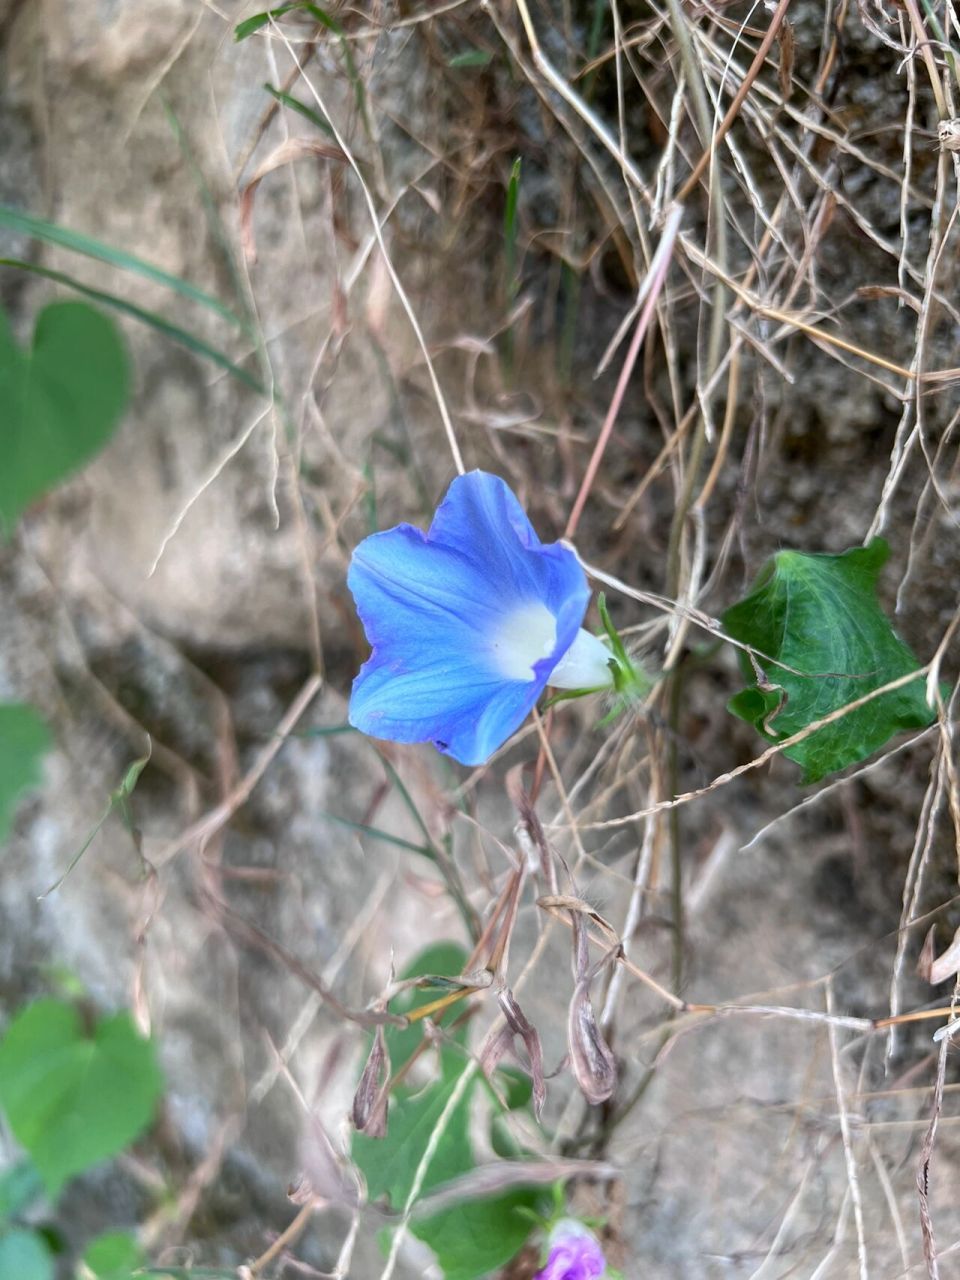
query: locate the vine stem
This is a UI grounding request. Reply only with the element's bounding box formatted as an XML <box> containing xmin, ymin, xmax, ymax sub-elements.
<box><xmin>675</xmin><ymin>0</ymin><xmax>794</xmax><ymax>203</ymax></box>
<box><xmin>565</xmin><ymin>205</ymin><xmax>683</xmax><ymax>541</ymax></box>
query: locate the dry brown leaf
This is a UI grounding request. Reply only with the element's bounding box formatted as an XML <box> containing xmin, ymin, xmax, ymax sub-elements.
<box><xmin>498</xmin><ymin>987</ymin><xmax>547</xmax><ymax>1118</ymax></box>
<box><xmin>567</xmin><ymin>912</ymin><xmax>617</xmax><ymax>1104</ymax></box>
<box><xmin>240</xmin><ymin>138</ymin><xmax>346</xmax><ymax>263</ymax></box>
<box><xmin>352</xmin><ymin>1024</ymin><xmax>390</xmax><ymax>1137</ymax></box>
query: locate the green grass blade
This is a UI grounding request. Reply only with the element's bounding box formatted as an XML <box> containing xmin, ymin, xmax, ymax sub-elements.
<box><xmin>321</xmin><ymin>811</ymin><xmax>434</xmax><ymax>858</ymax></box>
<box><xmin>362</xmin><ymin>454</ymin><xmax>378</xmax><ymax>533</ymax></box>
<box><xmin>0</xmin><ymin>205</ymin><xmax>244</xmax><ymax>330</ymax></box>
<box><xmin>264</xmin><ymin>82</ymin><xmax>334</xmax><ymax>136</ymax></box>
<box><xmin>504</xmin><ymin>157</ymin><xmax>522</xmax><ymax>306</ymax></box>
<box><xmin>503</xmin><ymin>157</ymin><xmax>522</xmax><ymax>373</ymax></box>
<box><xmin>0</xmin><ymin>259</ymin><xmax>266</xmax><ymax>395</ymax></box>
<box><xmin>448</xmin><ymin>49</ymin><xmax>493</xmax><ymax>69</ymax></box>
<box><xmin>234</xmin><ymin>3</ymin><xmax>370</xmax><ymax>135</ymax></box>
<box><xmin>372</xmin><ymin>748</ymin><xmax>438</xmax><ymax>853</ymax></box>
<box><xmin>297</xmin><ymin>3</ymin><xmax>369</xmax><ymax>129</ymax></box>
<box><xmin>297</xmin><ymin>723</ymin><xmax>357</xmax><ymax>737</ymax></box>
<box><xmin>234</xmin><ymin>2</ymin><xmax>299</xmax><ymax>39</ymax></box>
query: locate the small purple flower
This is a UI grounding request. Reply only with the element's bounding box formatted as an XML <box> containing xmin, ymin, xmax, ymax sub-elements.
<box><xmin>536</xmin><ymin>1219</ymin><xmax>606</xmax><ymax>1280</ymax></box>
<box><xmin>347</xmin><ymin>471</ymin><xmax>614</xmax><ymax>765</ymax></box>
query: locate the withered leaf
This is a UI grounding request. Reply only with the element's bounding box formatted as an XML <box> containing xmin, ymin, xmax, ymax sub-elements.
<box><xmin>567</xmin><ymin>911</ymin><xmax>617</xmax><ymax>1104</ymax></box>
<box><xmin>568</xmin><ymin>979</ymin><xmax>617</xmax><ymax>1105</ymax></box>
<box><xmin>498</xmin><ymin>988</ymin><xmax>547</xmax><ymax>1118</ymax></box>
<box><xmin>352</xmin><ymin>1025</ymin><xmax>391</xmax><ymax>1138</ymax></box>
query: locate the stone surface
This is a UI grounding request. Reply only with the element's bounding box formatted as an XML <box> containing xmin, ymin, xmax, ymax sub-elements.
<box><xmin>2</xmin><ymin>1</ymin><xmax>960</xmax><ymax>1277</ymax></box>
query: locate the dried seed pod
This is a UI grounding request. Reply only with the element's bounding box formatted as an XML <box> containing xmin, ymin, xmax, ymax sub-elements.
<box><xmin>498</xmin><ymin>987</ymin><xmax>547</xmax><ymax>1118</ymax></box>
<box><xmin>568</xmin><ymin>978</ymin><xmax>618</xmax><ymax>1105</ymax></box>
<box><xmin>479</xmin><ymin>1023</ymin><xmax>514</xmax><ymax>1079</ymax></box>
<box><xmin>352</xmin><ymin>1025</ymin><xmax>390</xmax><ymax>1138</ymax></box>
<box><xmin>567</xmin><ymin>911</ymin><xmax>617</xmax><ymax>1104</ymax></box>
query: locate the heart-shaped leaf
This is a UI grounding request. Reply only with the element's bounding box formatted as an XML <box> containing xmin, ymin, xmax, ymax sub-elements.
<box><xmin>81</xmin><ymin>1231</ymin><xmax>143</xmax><ymax>1280</ymax></box>
<box><xmin>0</xmin><ymin>1229</ymin><xmax>53</xmax><ymax>1280</ymax></box>
<box><xmin>723</xmin><ymin>539</ymin><xmax>935</xmax><ymax>782</ymax></box>
<box><xmin>0</xmin><ymin>999</ymin><xmax>162</xmax><ymax>1196</ymax></box>
<box><xmin>352</xmin><ymin>944</ymin><xmax>543</xmax><ymax>1280</ymax></box>
<box><xmin>0</xmin><ymin>301</ymin><xmax>129</xmax><ymax>535</ymax></box>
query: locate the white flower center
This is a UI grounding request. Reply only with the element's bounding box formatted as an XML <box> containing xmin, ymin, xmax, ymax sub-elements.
<box><xmin>489</xmin><ymin>603</ymin><xmax>615</xmax><ymax>690</ymax></box>
<box><xmin>549</xmin><ymin>627</ymin><xmax>615</xmax><ymax>690</ymax></box>
<box><xmin>490</xmin><ymin>602</ymin><xmax>557</xmax><ymax>681</ymax></box>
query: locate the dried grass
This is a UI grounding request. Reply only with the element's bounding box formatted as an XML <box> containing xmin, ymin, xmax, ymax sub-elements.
<box><xmin>74</xmin><ymin>0</ymin><xmax>960</xmax><ymax>1273</ymax></box>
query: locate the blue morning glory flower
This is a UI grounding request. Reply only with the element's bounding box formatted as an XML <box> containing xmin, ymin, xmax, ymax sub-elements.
<box><xmin>347</xmin><ymin>470</ymin><xmax>615</xmax><ymax>765</ymax></box>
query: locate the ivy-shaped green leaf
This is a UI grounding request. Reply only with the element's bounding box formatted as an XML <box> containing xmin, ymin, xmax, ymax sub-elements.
<box><xmin>0</xmin><ymin>1000</ymin><xmax>162</xmax><ymax>1196</ymax></box>
<box><xmin>352</xmin><ymin>944</ymin><xmax>542</xmax><ymax>1280</ymax></box>
<box><xmin>0</xmin><ymin>301</ymin><xmax>129</xmax><ymax>535</ymax></box>
<box><xmin>0</xmin><ymin>1161</ymin><xmax>44</xmax><ymax>1221</ymax></box>
<box><xmin>0</xmin><ymin>1229</ymin><xmax>53</xmax><ymax>1280</ymax></box>
<box><xmin>81</xmin><ymin>1230</ymin><xmax>143</xmax><ymax>1280</ymax></box>
<box><xmin>415</xmin><ymin>1189</ymin><xmax>541</xmax><ymax>1280</ymax></box>
<box><xmin>723</xmin><ymin>539</ymin><xmax>935</xmax><ymax>782</ymax></box>
<box><xmin>353</xmin><ymin>943</ymin><xmax>471</xmax><ymax>1207</ymax></box>
<box><xmin>0</xmin><ymin>704</ymin><xmax>51</xmax><ymax>846</ymax></box>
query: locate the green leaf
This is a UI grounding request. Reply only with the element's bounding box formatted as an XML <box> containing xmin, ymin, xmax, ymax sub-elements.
<box><xmin>0</xmin><ymin>1229</ymin><xmax>54</xmax><ymax>1280</ymax></box>
<box><xmin>0</xmin><ymin>1161</ymin><xmax>44</xmax><ymax>1221</ymax></box>
<box><xmin>415</xmin><ymin>1191</ymin><xmax>540</xmax><ymax>1280</ymax></box>
<box><xmin>495</xmin><ymin>1065</ymin><xmax>534</xmax><ymax>1113</ymax></box>
<box><xmin>0</xmin><ymin>1000</ymin><xmax>163</xmax><ymax>1196</ymax></box>
<box><xmin>235</xmin><ymin>3</ymin><xmax>369</xmax><ymax>134</ymax></box>
<box><xmin>0</xmin><ymin>704</ymin><xmax>51</xmax><ymax>845</ymax></box>
<box><xmin>447</xmin><ymin>50</ymin><xmax>493</xmax><ymax>69</ymax></box>
<box><xmin>0</xmin><ymin>302</ymin><xmax>129</xmax><ymax>534</ymax></box>
<box><xmin>489</xmin><ymin>1067</ymin><xmax>536</xmax><ymax>1159</ymax></box>
<box><xmin>0</xmin><ymin>207</ymin><xmax>243</xmax><ymax>329</ymax></box>
<box><xmin>383</xmin><ymin>942</ymin><xmax>471</xmax><ymax>1071</ymax></box>
<box><xmin>262</xmin><ymin>83</ymin><xmax>334</xmax><ymax>136</ymax></box>
<box><xmin>353</xmin><ymin>943</ymin><xmax>470</xmax><ymax>1207</ymax></box>
<box><xmin>320</xmin><ymin>812</ymin><xmax>435</xmax><ymax>858</ymax></box>
<box><xmin>0</xmin><ymin>260</ymin><xmax>265</xmax><ymax>395</ymax></box>
<box><xmin>504</xmin><ymin>157</ymin><xmax>522</xmax><ymax>304</ymax></box>
<box><xmin>234</xmin><ymin>4</ymin><xmax>300</xmax><ymax>39</ymax></box>
<box><xmin>352</xmin><ymin>944</ymin><xmax>542</xmax><ymax>1279</ymax></box>
<box><xmin>723</xmin><ymin>539</ymin><xmax>935</xmax><ymax>782</ymax></box>
<box><xmin>356</xmin><ymin>1059</ymin><xmax>473</xmax><ymax>1207</ymax></box>
<box><xmin>81</xmin><ymin>1231</ymin><xmax>143</xmax><ymax>1280</ymax></box>
<box><xmin>356</xmin><ymin>1052</ymin><xmax>540</xmax><ymax>1279</ymax></box>
<box><xmin>0</xmin><ymin>1162</ymin><xmax>43</xmax><ymax>1218</ymax></box>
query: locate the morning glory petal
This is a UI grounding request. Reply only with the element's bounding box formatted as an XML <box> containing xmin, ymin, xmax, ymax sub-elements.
<box><xmin>348</xmin><ymin>648</ymin><xmax>547</xmax><ymax>765</ymax></box>
<box><xmin>428</xmin><ymin>471</ymin><xmax>587</xmax><ymax>618</ymax></box>
<box><xmin>347</xmin><ymin>471</ymin><xmax>595</xmax><ymax>765</ymax></box>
